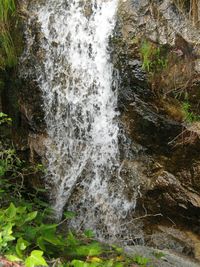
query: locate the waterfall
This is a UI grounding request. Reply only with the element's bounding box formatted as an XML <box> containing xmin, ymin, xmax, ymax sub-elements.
<box><xmin>24</xmin><ymin>0</ymin><xmax>136</xmax><ymax>240</ymax></box>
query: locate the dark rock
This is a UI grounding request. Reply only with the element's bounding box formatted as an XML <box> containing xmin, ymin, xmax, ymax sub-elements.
<box><xmin>115</xmin><ymin>0</ymin><xmax>200</xmax><ymax>259</ymax></box>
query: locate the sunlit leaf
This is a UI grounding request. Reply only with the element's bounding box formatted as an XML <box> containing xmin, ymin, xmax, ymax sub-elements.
<box><xmin>25</xmin><ymin>250</ymin><xmax>48</xmax><ymax>267</ymax></box>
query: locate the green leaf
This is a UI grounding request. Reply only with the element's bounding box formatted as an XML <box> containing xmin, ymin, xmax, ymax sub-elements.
<box><xmin>0</xmin><ymin>165</ymin><xmax>6</xmax><ymax>176</ymax></box>
<box><xmin>25</xmin><ymin>250</ymin><xmax>48</xmax><ymax>267</ymax></box>
<box><xmin>17</xmin><ymin>206</ymin><xmax>27</xmax><ymax>214</ymax></box>
<box><xmin>37</xmin><ymin>236</ymin><xmax>46</xmax><ymax>251</ymax></box>
<box><xmin>5</xmin><ymin>203</ymin><xmax>17</xmax><ymax>219</ymax></box>
<box><xmin>112</xmin><ymin>245</ymin><xmax>123</xmax><ymax>254</ymax></box>
<box><xmin>71</xmin><ymin>260</ymin><xmax>99</xmax><ymax>267</ymax></box>
<box><xmin>42</xmin><ymin>232</ymin><xmax>63</xmax><ymax>246</ymax></box>
<box><xmin>16</xmin><ymin>237</ymin><xmax>30</xmax><ymax>258</ymax></box>
<box><xmin>84</xmin><ymin>230</ymin><xmax>95</xmax><ymax>238</ymax></box>
<box><xmin>39</xmin><ymin>224</ymin><xmax>58</xmax><ymax>232</ymax></box>
<box><xmin>64</xmin><ymin>211</ymin><xmax>75</xmax><ymax>219</ymax></box>
<box><xmin>133</xmin><ymin>255</ymin><xmax>150</xmax><ymax>265</ymax></box>
<box><xmin>2</xmin><ymin>222</ymin><xmax>14</xmax><ymax>238</ymax></box>
<box><xmin>24</xmin><ymin>211</ymin><xmax>38</xmax><ymax>222</ymax></box>
<box><xmin>0</xmin><ymin>112</ymin><xmax>7</xmax><ymax>118</ymax></box>
<box><xmin>6</xmin><ymin>254</ymin><xmax>22</xmax><ymax>262</ymax></box>
<box><xmin>75</xmin><ymin>243</ymin><xmax>102</xmax><ymax>257</ymax></box>
<box><xmin>113</xmin><ymin>263</ymin><xmax>123</xmax><ymax>267</ymax></box>
<box><xmin>67</xmin><ymin>231</ymin><xmax>79</xmax><ymax>246</ymax></box>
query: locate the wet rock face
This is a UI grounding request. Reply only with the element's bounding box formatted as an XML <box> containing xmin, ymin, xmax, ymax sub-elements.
<box><xmin>116</xmin><ymin>0</ymin><xmax>200</xmax><ymax>257</ymax></box>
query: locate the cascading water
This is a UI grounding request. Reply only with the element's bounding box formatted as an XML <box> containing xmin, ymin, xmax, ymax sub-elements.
<box><xmin>23</xmin><ymin>0</ymin><xmax>138</xmax><ymax>240</ymax></box>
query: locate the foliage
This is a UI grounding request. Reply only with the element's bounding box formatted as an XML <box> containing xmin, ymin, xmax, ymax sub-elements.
<box><xmin>0</xmin><ymin>202</ymin><xmax>48</xmax><ymax>266</ymax></box>
<box><xmin>0</xmin><ymin>173</ymin><xmax>155</xmax><ymax>267</ymax></box>
<box><xmin>0</xmin><ymin>200</ymin><xmax>130</xmax><ymax>267</ymax></box>
<box><xmin>0</xmin><ymin>112</ymin><xmax>12</xmax><ymax>125</ymax></box>
<box><xmin>0</xmin><ymin>0</ymin><xmax>15</xmax><ymax>22</ymax></box>
<box><xmin>0</xmin><ymin>148</ymin><xmax>21</xmax><ymax>177</ymax></box>
<box><xmin>0</xmin><ymin>114</ymin><xmax>158</xmax><ymax>267</ymax></box>
<box><xmin>133</xmin><ymin>255</ymin><xmax>150</xmax><ymax>266</ymax></box>
<box><xmin>140</xmin><ymin>40</ymin><xmax>167</xmax><ymax>73</ymax></box>
<box><xmin>182</xmin><ymin>101</ymin><xmax>200</xmax><ymax>123</ymax></box>
<box><xmin>0</xmin><ymin>0</ymin><xmax>17</xmax><ymax>68</ymax></box>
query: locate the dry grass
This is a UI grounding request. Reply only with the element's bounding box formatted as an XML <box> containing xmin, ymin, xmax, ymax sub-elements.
<box><xmin>173</xmin><ymin>0</ymin><xmax>199</xmax><ymax>26</ymax></box>
<box><xmin>169</xmin><ymin>122</ymin><xmax>200</xmax><ymax>146</ymax></box>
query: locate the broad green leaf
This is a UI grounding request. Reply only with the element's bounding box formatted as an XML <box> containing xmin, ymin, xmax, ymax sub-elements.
<box><xmin>24</xmin><ymin>211</ymin><xmax>38</xmax><ymax>222</ymax></box>
<box><xmin>3</xmin><ymin>234</ymin><xmax>15</xmax><ymax>242</ymax></box>
<box><xmin>75</xmin><ymin>243</ymin><xmax>102</xmax><ymax>257</ymax></box>
<box><xmin>17</xmin><ymin>206</ymin><xmax>27</xmax><ymax>214</ymax></box>
<box><xmin>16</xmin><ymin>237</ymin><xmax>30</xmax><ymax>257</ymax></box>
<box><xmin>42</xmin><ymin>231</ymin><xmax>64</xmax><ymax>246</ymax></box>
<box><xmin>6</xmin><ymin>254</ymin><xmax>22</xmax><ymax>262</ymax></box>
<box><xmin>5</xmin><ymin>203</ymin><xmax>16</xmax><ymax>219</ymax></box>
<box><xmin>39</xmin><ymin>224</ymin><xmax>58</xmax><ymax>232</ymax></box>
<box><xmin>3</xmin><ymin>222</ymin><xmax>14</xmax><ymax>237</ymax></box>
<box><xmin>0</xmin><ymin>112</ymin><xmax>7</xmax><ymax>117</ymax></box>
<box><xmin>25</xmin><ymin>250</ymin><xmax>48</xmax><ymax>267</ymax></box>
<box><xmin>23</xmin><ymin>226</ymin><xmax>38</xmax><ymax>240</ymax></box>
<box><xmin>37</xmin><ymin>236</ymin><xmax>46</xmax><ymax>251</ymax></box>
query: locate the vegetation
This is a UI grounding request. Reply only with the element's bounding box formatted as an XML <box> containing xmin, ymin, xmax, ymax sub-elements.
<box><xmin>139</xmin><ymin>38</ymin><xmax>200</xmax><ymax>126</ymax></box>
<box><xmin>182</xmin><ymin>101</ymin><xmax>200</xmax><ymax>123</ymax></box>
<box><xmin>139</xmin><ymin>40</ymin><xmax>167</xmax><ymax>74</ymax></box>
<box><xmin>0</xmin><ymin>112</ymin><xmax>12</xmax><ymax>125</ymax></box>
<box><xmin>0</xmin><ymin>0</ymin><xmax>17</xmax><ymax>68</ymax></box>
<box><xmin>0</xmin><ymin>112</ymin><xmax>157</xmax><ymax>267</ymax></box>
<box><xmin>0</xmin><ymin>163</ymin><xmax>153</xmax><ymax>267</ymax></box>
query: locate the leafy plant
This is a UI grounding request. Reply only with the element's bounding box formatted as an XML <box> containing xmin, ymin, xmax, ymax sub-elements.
<box><xmin>25</xmin><ymin>250</ymin><xmax>48</xmax><ymax>267</ymax></box>
<box><xmin>0</xmin><ymin>114</ymin><xmax>159</xmax><ymax>267</ymax></box>
<box><xmin>0</xmin><ymin>201</ymin><xmax>103</xmax><ymax>266</ymax></box>
<box><xmin>0</xmin><ymin>148</ymin><xmax>21</xmax><ymax>177</ymax></box>
<box><xmin>0</xmin><ymin>168</ymin><xmax>159</xmax><ymax>267</ymax></box>
<box><xmin>0</xmin><ymin>112</ymin><xmax>12</xmax><ymax>125</ymax></box>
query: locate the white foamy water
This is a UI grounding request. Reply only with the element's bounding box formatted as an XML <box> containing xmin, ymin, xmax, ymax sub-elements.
<box><xmin>24</xmin><ymin>0</ymin><xmax>137</xmax><ymax>239</ymax></box>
